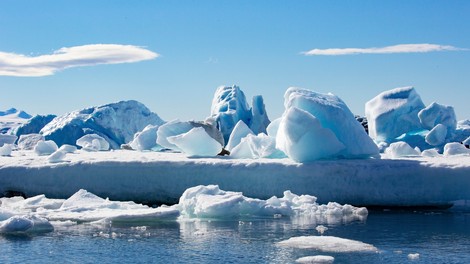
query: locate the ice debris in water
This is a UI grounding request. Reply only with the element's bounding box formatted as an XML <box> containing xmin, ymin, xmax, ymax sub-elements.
<box><xmin>295</xmin><ymin>255</ymin><xmax>334</xmax><ymax>264</ymax></box>
<box><xmin>277</xmin><ymin>236</ymin><xmax>378</xmax><ymax>253</ymax></box>
<box><xmin>408</xmin><ymin>253</ymin><xmax>420</xmax><ymax>260</ymax></box>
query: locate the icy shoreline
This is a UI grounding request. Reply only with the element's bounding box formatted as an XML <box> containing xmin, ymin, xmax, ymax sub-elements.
<box><xmin>1</xmin><ymin>150</ymin><xmax>470</xmax><ymax>208</ymax></box>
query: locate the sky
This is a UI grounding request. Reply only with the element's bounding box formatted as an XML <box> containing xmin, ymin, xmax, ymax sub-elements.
<box><xmin>1</xmin><ymin>1</ymin><xmax>469</xmax><ymax>121</ymax></box>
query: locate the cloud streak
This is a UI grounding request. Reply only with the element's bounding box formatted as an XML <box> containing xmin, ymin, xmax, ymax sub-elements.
<box><xmin>0</xmin><ymin>44</ymin><xmax>159</xmax><ymax>77</ymax></box>
<box><xmin>302</xmin><ymin>44</ymin><xmax>465</xmax><ymax>56</ymax></box>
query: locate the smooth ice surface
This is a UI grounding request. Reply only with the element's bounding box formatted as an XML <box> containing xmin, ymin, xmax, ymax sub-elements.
<box><xmin>366</xmin><ymin>86</ymin><xmax>425</xmax><ymax>142</ymax></box>
<box><xmin>444</xmin><ymin>143</ymin><xmax>470</xmax><ymax>156</ymax></box>
<box><xmin>167</xmin><ymin>127</ymin><xmax>222</xmax><ymax>157</ymax></box>
<box><xmin>210</xmin><ymin>85</ymin><xmax>252</xmax><ymax>143</ymax></box>
<box><xmin>276</xmin><ymin>107</ymin><xmax>345</xmax><ymax>162</ymax></box>
<box><xmin>34</xmin><ymin>140</ymin><xmax>58</xmax><ymax>155</ymax></box>
<box><xmin>278</xmin><ymin>235</ymin><xmax>378</xmax><ymax>252</ymax></box>
<box><xmin>157</xmin><ymin>120</ymin><xmax>224</xmax><ymax>151</ymax></box>
<box><xmin>266</xmin><ymin>117</ymin><xmax>281</xmax><ymax>138</ymax></box>
<box><xmin>421</xmin><ymin>148</ymin><xmax>440</xmax><ymax>157</ymax></box>
<box><xmin>0</xmin><ymin>134</ymin><xmax>17</xmax><ymax>147</ymax></box>
<box><xmin>230</xmin><ymin>133</ymin><xmax>285</xmax><ymax>159</ymax></box>
<box><xmin>40</xmin><ymin>100</ymin><xmax>164</xmax><ymax>149</ymax></box>
<box><xmin>76</xmin><ymin>134</ymin><xmax>110</xmax><ymax>151</ymax></box>
<box><xmin>47</xmin><ymin>150</ymin><xmax>67</xmax><ymax>163</ymax></box>
<box><xmin>0</xmin><ymin>144</ymin><xmax>12</xmax><ymax>156</ymax></box>
<box><xmin>295</xmin><ymin>256</ymin><xmax>335</xmax><ymax>264</ymax></box>
<box><xmin>250</xmin><ymin>95</ymin><xmax>270</xmax><ymax>135</ymax></box>
<box><xmin>129</xmin><ymin>124</ymin><xmax>160</xmax><ymax>151</ymax></box>
<box><xmin>418</xmin><ymin>102</ymin><xmax>457</xmax><ymax>131</ymax></box>
<box><xmin>384</xmin><ymin>142</ymin><xmax>420</xmax><ymax>159</ymax></box>
<box><xmin>425</xmin><ymin>124</ymin><xmax>447</xmax><ymax>146</ymax></box>
<box><xmin>17</xmin><ymin>134</ymin><xmax>45</xmax><ymax>150</ymax></box>
<box><xmin>283</xmin><ymin>87</ymin><xmax>379</xmax><ymax>160</ymax></box>
<box><xmin>225</xmin><ymin>120</ymin><xmax>254</xmax><ymax>151</ymax></box>
<box><xmin>58</xmin><ymin>144</ymin><xmax>77</xmax><ymax>153</ymax></box>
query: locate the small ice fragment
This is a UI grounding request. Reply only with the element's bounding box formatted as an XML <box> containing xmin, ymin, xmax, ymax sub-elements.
<box><xmin>408</xmin><ymin>253</ymin><xmax>420</xmax><ymax>260</ymax></box>
<box><xmin>316</xmin><ymin>225</ymin><xmax>328</xmax><ymax>235</ymax></box>
<box><xmin>34</xmin><ymin>140</ymin><xmax>58</xmax><ymax>156</ymax></box>
<box><xmin>295</xmin><ymin>255</ymin><xmax>334</xmax><ymax>264</ymax></box>
<box><xmin>0</xmin><ymin>144</ymin><xmax>12</xmax><ymax>156</ymax></box>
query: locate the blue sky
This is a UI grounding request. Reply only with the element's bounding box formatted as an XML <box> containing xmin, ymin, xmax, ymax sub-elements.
<box><xmin>1</xmin><ymin>1</ymin><xmax>469</xmax><ymax>121</ymax></box>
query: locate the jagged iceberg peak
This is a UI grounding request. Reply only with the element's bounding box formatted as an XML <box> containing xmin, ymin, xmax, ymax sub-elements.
<box><xmin>14</xmin><ymin>114</ymin><xmax>57</xmax><ymax>136</ymax></box>
<box><xmin>365</xmin><ymin>86</ymin><xmax>425</xmax><ymax>142</ymax></box>
<box><xmin>210</xmin><ymin>85</ymin><xmax>271</xmax><ymax>144</ymax></box>
<box><xmin>40</xmin><ymin>100</ymin><xmax>164</xmax><ymax>149</ymax></box>
<box><xmin>278</xmin><ymin>87</ymin><xmax>379</xmax><ymax>161</ymax></box>
<box><xmin>0</xmin><ymin>108</ymin><xmax>32</xmax><ymax>119</ymax></box>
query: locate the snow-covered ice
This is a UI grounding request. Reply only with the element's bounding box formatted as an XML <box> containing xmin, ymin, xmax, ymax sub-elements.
<box><xmin>0</xmin><ymin>108</ymin><xmax>31</xmax><ymax>134</ymax></box>
<box><xmin>225</xmin><ymin>120</ymin><xmax>254</xmax><ymax>151</ymax></box>
<box><xmin>128</xmin><ymin>124</ymin><xmax>160</xmax><ymax>151</ymax></box>
<box><xmin>443</xmin><ymin>142</ymin><xmax>470</xmax><ymax>156</ymax></box>
<box><xmin>17</xmin><ymin>134</ymin><xmax>45</xmax><ymax>150</ymax></box>
<box><xmin>13</xmin><ymin>114</ymin><xmax>56</xmax><ymax>136</ymax></box>
<box><xmin>425</xmin><ymin>124</ymin><xmax>447</xmax><ymax>146</ymax></box>
<box><xmin>230</xmin><ymin>133</ymin><xmax>284</xmax><ymax>159</ymax></box>
<box><xmin>34</xmin><ymin>140</ymin><xmax>58</xmax><ymax>156</ymax></box>
<box><xmin>418</xmin><ymin>102</ymin><xmax>457</xmax><ymax>132</ymax></box>
<box><xmin>0</xmin><ymin>134</ymin><xmax>17</xmax><ymax>147</ymax></box>
<box><xmin>76</xmin><ymin>134</ymin><xmax>110</xmax><ymax>151</ymax></box>
<box><xmin>277</xmin><ymin>235</ymin><xmax>378</xmax><ymax>252</ymax></box>
<box><xmin>47</xmin><ymin>150</ymin><xmax>67</xmax><ymax>163</ymax></box>
<box><xmin>295</xmin><ymin>255</ymin><xmax>334</xmax><ymax>264</ymax></box>
<box><xmin>0</xmin><ymin>144</ymin><xmax>12</xmax><ymax>156</ymax></box>
<box><xmin>384</xmin><ymin>142</ymin><xmax>420</xmax><ymax>159</ymax></box>
<box><xmin>167</xmin><ymin>127</ymin><xmax>222</xmax><ymax>157</ymax></box>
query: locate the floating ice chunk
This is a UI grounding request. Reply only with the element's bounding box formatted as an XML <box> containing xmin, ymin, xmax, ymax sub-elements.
<box><xmin>285</xmin><ymin>87</ymin><xmax>378</xmax><ymax>159</ymax></box>
<box><xmin>47</xmin><ymin>150</ymin><xmax>66</xmax><ymax>163</ymax></box>
<box><xmin>418</xmin><ymin>102</ymin><xmax>457</xmax><ymax>131</ymax></box>
<box><xmin>276</xmin><ymin>107</ymin><xmax>345</xmax><ymax>162</ymax></box>
<box><xmin>210</xmin><ymin>85</ymin><xmax>252</xmax><ymax>143</ymax></box>
<box><xmin>129</xmin><ymin>124</ymin><xmax>160</xmax><ymax>151</ymax></box>
<box><xmin>425</xmin><ymin>124</ymin><xmax>447</xmax><ymax>146</ymax></box>
<box><xmin>278</xmin><ymin>235</ymin><xmax>378</xmax><ymax>252</ymax></box>
<box><xmin>295</xmin><ymin>255</ymin><xmax>334</xmax><ymax>264</ymax></box>
<box><xmin>250</xmin><ymin>95</ymin><xmax>270</xmax><ymax>135</ymax></box>
<box><xmin>0</xmin><ymin>134</ymin><xmax>17</xmax><ymax>147</ymax></box>
<box><xmin>157</xmin><ymin>120</ymin><xmax>224</xmax><ymax>151</ymax></box>
<box><xmin>226</xmin><ymin>121</ymin><xmax>254</xmax><ymax>151</ymax></box>
<box><xmin>0</xmin><ymin>215</ymin><xmax>53</xmax><ymax>234</ymax></box>
<box><xmin>384</xmin><ymin>141</ymin><xmax>420</xmax><ymax>158</ymax></box>
<box><xmin>58</xmin><ymin>144</ymin><xmax>77</xmax><ymax>153</ymax></box>
<box><xmin>230</xmin><ymin>133</ymin><xmax>285</xmax><ymax>159</ymax></box>
<box><xmin>266</xmin><ymin>117</ymin><xmax>281</xmax><ymax>138</ymax></box>
<box><xmin>443</xmin><ymin>142</ymin><xmax>470</xmax><ymax>156</ymax></box>
<box><xmin>421</xmin><ymin>148</ymin><xmax>441</xmax><ymax>157</ymax></box>
<box><xmin>17</xmin><ymin>134</ymin><xmax>45</xmax><ymax>150</ymax></box>
<box><xmin>366</xmin><ymin>86</ymin><xmax>425</xmax><ymax>142</ymax></box>
<box><xmin>34</xmin><ymin>140</ymin><xmax>58</xmax><ymax>155</ymax></box>
<box><xmin>316</xmin><ymin>225</ymin><xmax>328</xmax><ymax>235</ymax></box>
<box><xmin>167</xmin><ymin>127</ymin><xmax>222</xmax><ymax>157</ymax></box>
<box><xmin>0</xmin><ymin>144</ymin><xmax>12</xmax><ymax>156</ymax></box>
<box><xmin>408</xmin><ymin>253</ymin><xmax>420</xmax><ymax>260</ymax></box>
<box><xmin>76</xmin><ymin>134</ymin><xmax>110</xmax><ymax>151</ymax></box>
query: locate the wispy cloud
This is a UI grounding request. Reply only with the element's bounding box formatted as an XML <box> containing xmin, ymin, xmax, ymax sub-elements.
<box><xmin>0</xmin><ymin>44</ymin><xmax>159</xmax><ymax>77</ymax></box>
<box><xmin>302</xmin><ymin>44</ymin><xmax>465</xmax><ymax>56</ymax></box>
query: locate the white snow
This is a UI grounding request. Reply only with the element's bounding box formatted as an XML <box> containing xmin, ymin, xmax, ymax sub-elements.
<box><xmin>282</xmin><ymin>87</ymin><xmax>379</xmax><ymax>160</ymax></box>
<box><xmin>366</xmin><ymin>86</ymin><xmax>425</xmax><ymax>142</ymax></box>
<box><xmin>128</xmin><ymin>124</ymin><xmax>160</xmax><ymax>151</ymax></box>
<box><xmin>425</xmin><ymin>124</ymin><xmax>447</xmax><ymax>146</ymax></box>
<box><xmin>225</xmin><ymin>120</ymin><xmax>254</xmax><ymax>151</ymax></box>
<box><xmin>418</xmin><ymin>102</ymin><xmax>457</xmax><ymax>131</ymax></box>
<box><xmin>58</xmin><ymin>144</ymin><xmax>77</xmax><ymax>153</ymax></box>
<box><xmin>167</xmin><ymin>127</ymin><xmax>222</xmax><ymax>157</ymax></box>
<box><xmin>34</xmin><ymin>140</ymin><xmax>58</xmax><ymax>156</ymax></box>
<box><xmin>277</xmin><ymin>235</ymin><xmax>378</xmax><ymax>252</ymax></box>
<box><xmin>421</xmin><ymin>148</ymin><xmax>441</xmax><ymax>157</ymax></box>
<box><xmin>384</xmin><ymin>142</ymin><xmax>421</xmax><ymax>159</ymax></box>
<box><xmin>443</xmin><ymin>142</ymin><xmax>470</xmax><ymax>156</ymax></box>
<box><xmin>17</xmin><ymin>134</ymin><xmax>45</xmax><ymax>150</ymax></box>
<box><xmin>0</xmin><ymin>134</ymin><xmax>17</xmax><ymax>147</ymax></box>
<box><xmin>295</xmin><ymin>255</ymin><xmax>334</xmax><ymax>264</ymax></box>
<box><xmin>1</xmin><ymin>150</ymin><xmax>470</xmax><ymax>208</ymax></box>
<box><xmin>0</xmin><ymin>108</ymin><xmax>31</xmax><ymax>134</ymax></box>
<box><xmin>76</xmin><ymin>134</ymin><xmax>110</xmax><ymax>151</ymax></box>
<box><xmin>47</xmin><ymin>150</ymin><xmax>67</xmax><ymax>163</ymax></box>
<box><xmin>0</xmin><ymin>144</ymin><xmax>12</xmax><ymax>156</ymax></box>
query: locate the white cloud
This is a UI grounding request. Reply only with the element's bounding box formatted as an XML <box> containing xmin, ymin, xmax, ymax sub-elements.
<box><xmin>302</xmin><ymin>44</ymin><xmax>465</xmax><ymax>56</ymax></box>
<box><xmin>0</xmin><ymin>44</ymin><xmax>159</xmax><ymax>77</ymax></box>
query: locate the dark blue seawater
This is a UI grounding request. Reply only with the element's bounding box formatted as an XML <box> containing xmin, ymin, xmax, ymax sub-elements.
<box><xmin>1</xmin><ymin>211</ymin><xmax>469</xmax><ymax>264</ymax></box>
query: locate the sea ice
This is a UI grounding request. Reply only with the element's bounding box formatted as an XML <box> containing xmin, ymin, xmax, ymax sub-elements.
<box><xmin>366</xmin><ymin>86</ymin><xmax>425</xmax><ymax>142</ymax></box>
<box><xmin>276</xmin><ymin>107</ymin><xmax>345</xmax><ymax>162</ymax></box>
<box><xmin>167</xmin><ymin>127</ymin><xmax>222</xmax><ymax>157</ymax></box>
<box><xmin>418</xmin><ymin>102</ymin><xmax>457</xmax><ymax>131</ymax></box>
<box><xmin>425</xmin><ymin>124</ymin><xmax>447</xmax><ymax>146</ymax></box>
<box><xmin>210</xmin><ymin>85</ymin><xmax>253</xmax><ymax>143</ymax></box>
<box><xmin>14</xmin><ymin>114</ymin><xmax>56</xmax><ymax>136</ymax></box>
<box><xmin>0</xmin><ymin>144</ymin><xmax>12</xmax><ymax>156</ymax></box>
<box><xmin>129</xmin><ymin>124</ymin><xmax>160</xmax><ymax>151</ymax></box>
<box><xmin>40</xmin><ymin>100</ymin><xmax>164</xmax><ymax>149</ymax></box>
<box><xmin>0</xmin><ymin>215</ymin><xmax>53</xmax><ymax>234</ymax></box>
<box><xmin>408</xmin><ymin>253</ymin><xmax>420</xmax><ymax>260</ymax></box>
<box><xmin>225</xmin><ymin>120</ymin><xmax>254</xmax><ymax>151</ymax></box>
<box><xmin>384</xmin><ymin>141</ymin><xmax>420</xmax><ymax>158</ymax></box>
<box><xmin>443</xmin><ymin>142</ymin><xmax>470</xmax><ymax>156</ymax></box>
<box><xmin>421</xmin><ymin>148</ymin><xmax>441</xmax><ymax>157</ymax></box>
<box><xmin>157</xmin><ymin>120</ymin><xmax>224</xmax><ymax>151</ymax></box>
<box><xmin>48</xmin><ymin>150</ymin><xmax>67</xmax><ymax>163</ymax></box>
<box><xmin>283</xmin><ymin>87</ymin><xmax>379</xmax><ymax>160</ymax></box>
<box><xmin>295</xmin><ymin>255</ymin><xmax>334</xmax><ymax>264</ymax></box>
<box><xmin>230</xmin><ymin>133</ymin><xmax>284</xmax><ymax>159</ymax></box>
<box><xmin>58</xmin><ymin>144</ymin><xmax>77</xmax><ymax>153</ymax></box>
<box><xmin>0</xmin><ymin>134</ymin><xmax>17</xmax><ymax>147</ymax></box>
<box><xmin>17</xmin><ymin>134</ymin><xmax>45</xmax><ymax>150</ymax></box>
<box><xmin>250</xmin><ymin>95</ymin><xmax>271</xmax><ymax>135</ymax></box>
<box><xmin>277</xmin><ymin>235</ymin><xmax>378</xmax><ymax>252</ymax></box>
<box><xmin>76</xmin><ymin>134</ymin><xmax>110</xmax><ymax>151</ymax></box>
<box><xmin>34</xmin><ymin>140</ymin><xmax>58</xmax><ymax>156</ymax></box>
<box><xmin>266</xmin><ymin>117</ymin><xmax>281</xmax><ymax>138</ymax></box>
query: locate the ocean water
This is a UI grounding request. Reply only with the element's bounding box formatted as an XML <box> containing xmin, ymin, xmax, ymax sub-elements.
<box><xmin>1</xmin><ymin>211</ymin><xmax>469</xmax><ymax>264</ymax></box>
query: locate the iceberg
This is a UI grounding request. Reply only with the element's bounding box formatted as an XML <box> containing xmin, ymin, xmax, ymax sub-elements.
<box><xmin>14</xmin><ymin>114</ymin><xmax>56</xmax><ymax>136</ymax></box>
<box><xmin>167</xmin><ymin>127</ymin><xmax>222</xmax><ymax>157</ymax></box>
<box><xmin>76</xmin><ymin>134</ymin><xmax>110</xmax><ymax>151</ymax></box>
<box><xmin>444</xmin><ymin>142</ymin><xmax>470</xmax><ymax>156</ymax></box>
<box><xmin>230</xmin><ymin>133</ymin><xmax>284</xmax><ymax>159</ymax></box>
<box><xmin>0</xmin><ymin>134</ymin><xmax>17</xmax><ymax>146</ymax></box>
<box><xmin>34</xmin><ymin>140</ymin><xmax>58</xmax><ymax>156</ymax></box>
<box><xmin>279</xmin><ymin>87</ymin><xmax>379</xmax><ymax>161</ymax></box>
<box><xmin>0</xmin><ymin>144</ymin><xmax>13</xmax><ymax>156</ymax></box>
<box><xmin>128</xmin><ymin>124</ymin><xmax>160</xmax><ymax>151</ymax></box>
<box><xmin>425</xmin><ymin>124</ymin><xmax>448</xmax><ymax>146</ymax></box>
<box><xmin>225</xmin><ymin>120</ymin><xmax>254</xmax><ymax>151</ymax></box>
<box><xmin>384</xmin><ymin>142</ymin><xmax>420</xmax><ymax>158</ymax></box>
<box><xmin>17</xmin><ymin>134</ymin><xmax>45</xmax><ymax>150</ymax></box>
<box><xmin>250</xmin><ymin>95</ymin><xmax>271</xmax><ymax>135</ymax></box>
<box><xmin>40</xmin><ymin>100</ymin><xmax>164</xmax><ymax>149</ymax></box>
<box><xmin>418</xmin><ymin>102</ymin><xmax>457</xmax><ymax>132</ymax></box>
<box><xmin>366</xmin><ymin>87</ymin><xmax>425</xmax><ymax>142</ymax></box>
<box><xmin>0</xmin><ymin>108</ymin><xmax>31</xmax><ymax>134</ymax></box>
<box><xmin>277</xmin><ymin>236</ymin><xmax>377</xmax><ymax>252</ymax></box>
